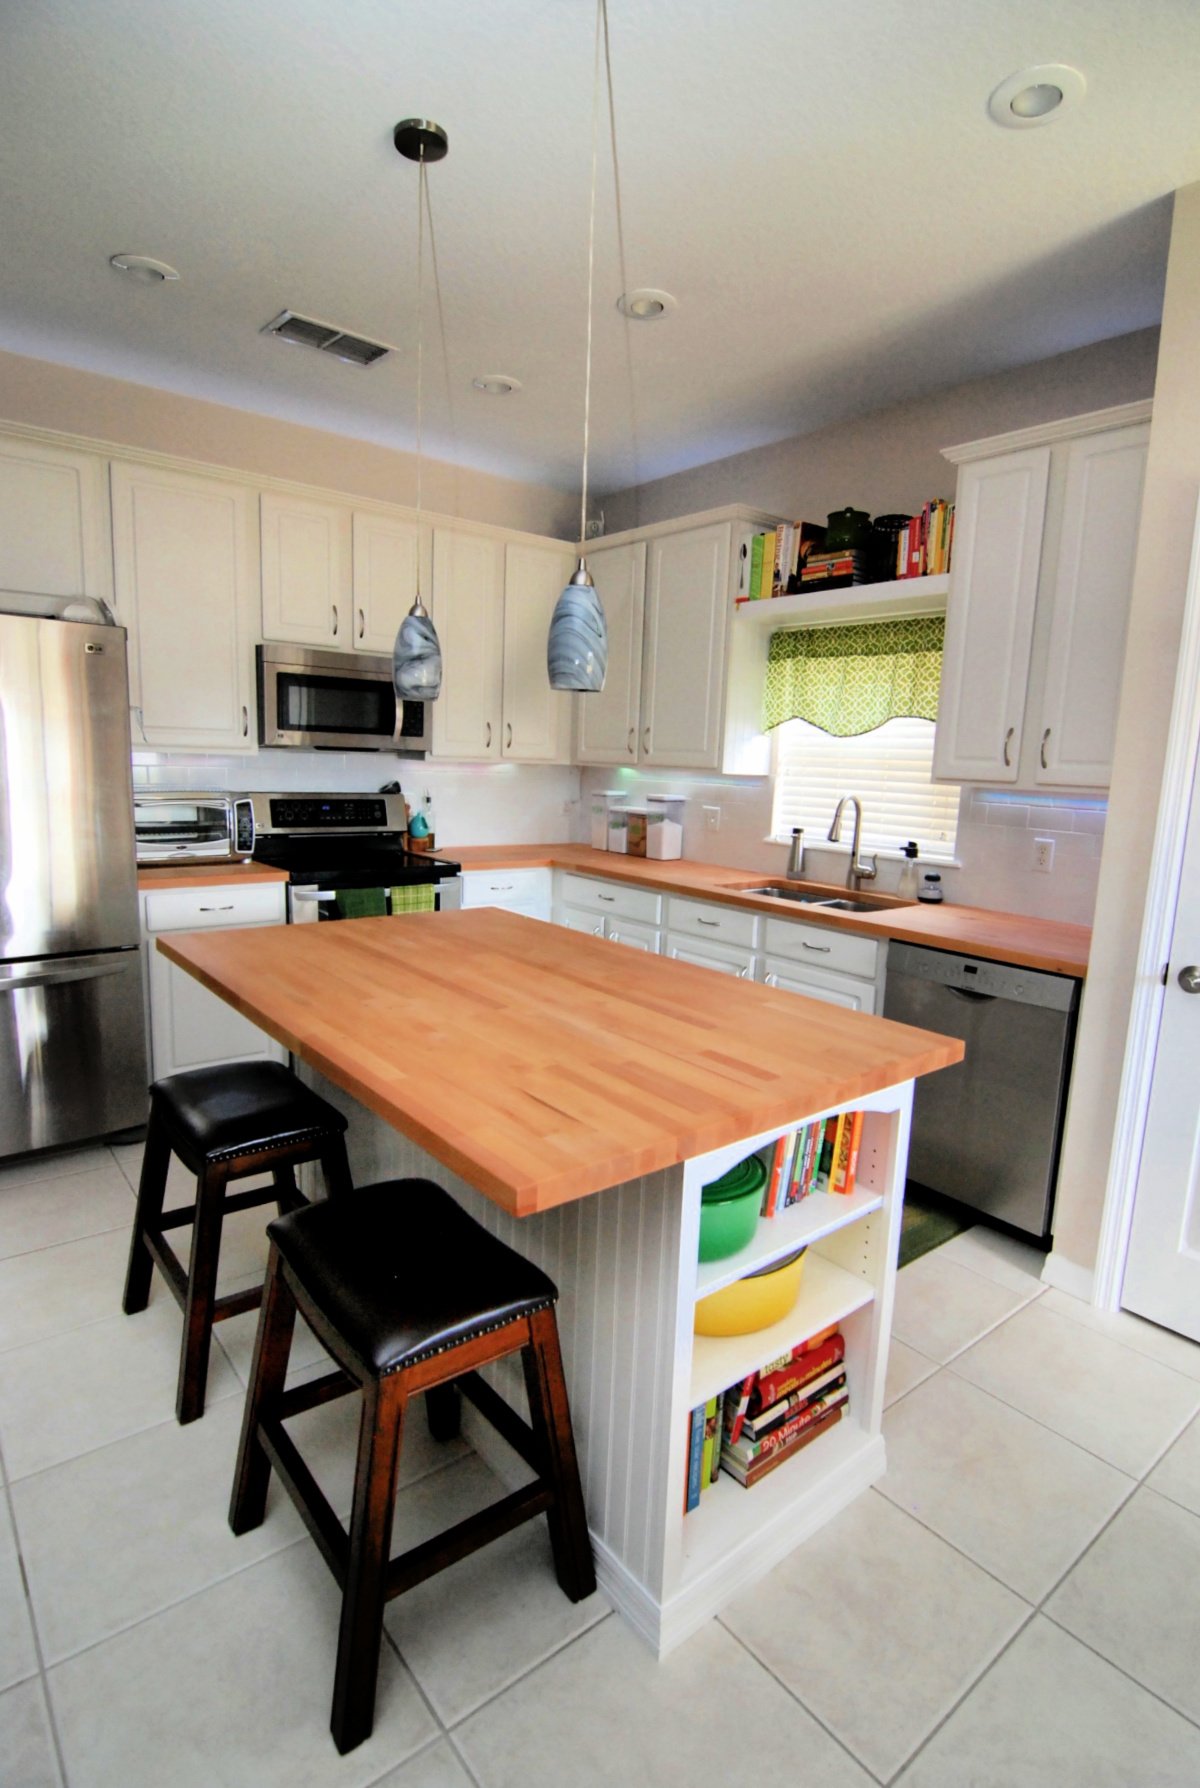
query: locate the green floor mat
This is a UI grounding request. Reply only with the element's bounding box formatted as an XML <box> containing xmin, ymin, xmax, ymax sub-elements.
<box><xmin>899</xmin><ymin>1185</ymin><xmax>971</xmax><ymax>1269</ymax></box>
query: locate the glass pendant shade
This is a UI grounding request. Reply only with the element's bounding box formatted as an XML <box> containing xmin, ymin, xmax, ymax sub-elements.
<box><xmin>393</xmin><ymin>595</ymin><xmax>442</xmax><ymax>701</ymax></box>
<box><xmin>548</xmin><ymin>559</ymin><xmax>608</xmax><ymax>693</ymax></box>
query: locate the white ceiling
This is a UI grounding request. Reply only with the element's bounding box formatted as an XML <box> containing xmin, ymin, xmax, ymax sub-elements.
<box><xmin>1</xmin><ymin>0</ymin><xmax>1197</xmax><ymax>496</ymax></box>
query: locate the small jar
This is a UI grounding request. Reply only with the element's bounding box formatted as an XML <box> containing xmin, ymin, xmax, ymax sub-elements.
<box><xmin>917</xmin><ymin>871</ymin><xmax>944</xmax><ymax>904</ymax></box>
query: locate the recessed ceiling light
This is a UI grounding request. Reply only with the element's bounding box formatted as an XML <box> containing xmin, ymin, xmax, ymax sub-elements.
<box><xmin>616</xmin><ymin>288</ymin><xmax>677</xmax><ymax>321</ymax></box>
<box><xmin>109</xmin><ymin>253</ymin><xmax>180</xmax><ymax>284</ymax></box>
<box><xmin>988</xmin><ymin>64</ymin><xmax>1085</xmax><ymax>129</ymax></box>
<box><xmin>472</xmin><ymin>374</ymin><xmax>521</xmax><ymax>395</ymax></box>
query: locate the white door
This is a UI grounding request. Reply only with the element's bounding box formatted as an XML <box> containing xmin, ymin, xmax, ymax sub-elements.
<box><xmin>261</xmin><ymin>492</ymin><xmax>352</xmax><ymax>647</ymax></box>
<box><xmin>640</xmin><ymin>522</ymin><xmax>731</xmax><ymax>769</ymax></box>
<box><xmin>352</xmin><ymin>512</ymin><xmax>427</xmax><ymax>655</ymax></box>
<box><xmin>1121</xmin><ymin>745</ymin><xmax>1200</xmax><ymax>1343</ymax></box>
<box><xmin>430</xmin><ymin>527</ymin><xmax>504</xmax><ymax>760</ymax></box>
<box><xmin>933</xmin><ymin>447</ymin><xmax>1050</xmax><ymax>784</ymax></box>
<box><xmin>574</xmin><ymin>540</ymin><xmax>646</xmax><ymax>766</ymax></box>
<box><xmin>111</xmin><ymin>462</ymin><xmax>257</xmax><ymax>752</ymax></box>
<box><xmin>502</xmin><ymin>541</ymin><xmax>575</xmax><ymax>761</ymax></box>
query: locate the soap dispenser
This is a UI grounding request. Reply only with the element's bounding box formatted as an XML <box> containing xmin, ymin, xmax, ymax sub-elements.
<box><xmin>898</xmin><ymin>841</ymin><xmax>919</xmax><ymax>899</ymax></box>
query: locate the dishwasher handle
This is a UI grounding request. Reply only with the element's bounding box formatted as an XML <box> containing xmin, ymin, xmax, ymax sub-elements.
<box><xmin>946</xmin><ymin>985</ymin><xmax>997</xmax><ymax>1004</ymax></box>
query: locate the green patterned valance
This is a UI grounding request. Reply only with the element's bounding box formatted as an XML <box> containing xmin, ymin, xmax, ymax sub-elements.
<box><xmin>763</xmin><ymin>615</ymin><xmax>945</xmax><ymax>736</ymax></box>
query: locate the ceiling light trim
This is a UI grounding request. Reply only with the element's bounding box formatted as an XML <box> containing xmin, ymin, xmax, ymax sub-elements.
<box><xmin>616</xmin><ymin>287</ymin><xmax>677</xmax><ymax>320</ymax></box>
<box><xmin>988</xmin><ymin>64</ymin><xmax>1086</xmax><ymax>129</ymax></box>
<box><xmin>472</xmin><ymin>374</ymin><xmax>522</xmax><ymax>395</ymax></box>
<box><xmin>109</xmin><ymin>253</ymin><xmax>179</xmax><ymax>284</ymax></box>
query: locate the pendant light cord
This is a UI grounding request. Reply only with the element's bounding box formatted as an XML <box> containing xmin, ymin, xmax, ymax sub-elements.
<box><xmin>601</xmin><ymin>0</ymin><xmax>641</xmax><ymax>512</ymax></box>
<box><xmin>579</xmin><ymin>0</ymin><xmax>604</xmax><ymax>548</ymax></box>
<box><xmin>423</xmin><ymin>163</ymin><xmax>460</xmax><ymax>527</ymax></box>
<box><xmin>415</xmin><ymin>146</ymin><xmax>427</xmax><ymax>597</ymax></box>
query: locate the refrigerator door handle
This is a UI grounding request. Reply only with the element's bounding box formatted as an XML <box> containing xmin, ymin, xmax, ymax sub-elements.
<box><xmin>0</xmin><ymin>956</ymin><xmax>132</xmax><ymax>991</ymax></box>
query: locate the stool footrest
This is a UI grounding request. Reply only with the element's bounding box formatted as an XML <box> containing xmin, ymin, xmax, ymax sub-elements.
<box><xmin>277</xmin><ymin>1368</ymin><xmax>356</xmax><ymax>1420</ymax></box>
<box><xmin>385</xmin><ymin>1482</ymin><xmax>553</xmax><ymax>1600</ymax></box>
<box><xmin>459</xmin><ymin>1371</ymin><xmax>540</xmax><ymax>1475</ymax></box>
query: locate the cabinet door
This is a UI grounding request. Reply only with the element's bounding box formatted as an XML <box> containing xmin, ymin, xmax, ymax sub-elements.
<box><xmin>430</xmin><ymin>527</ymin><xmax>504</xmax><ymax>760</ymax></box>
<box><xmin>759</xmin><ymin>955</ymin><xmax>872</xmax><ymax>1012</ymax></box>
<box><xmin>147</xmin><ymin>938</ymin><xmax>286</xmax><ymax>1077</ymax></box>
<box><xmin>640</xmin><ymin>522</ymin><xmax>731</xmax><ymax>769</ymax></box>
<box><xmin>503</xmin><ymin>542</ymin><xmax>575</xmax><ymax>761</ymax></box>
<box><xmin>556</xmin><ymin>906</ymin><xmax>605</xmax><ymax>937</ymax></box>
<box><xmin>1037</xmin><ymin>425</ymin><xmax>1149</xmax><ymax>787</ymax></box>
<box><xmin>574</xmin><ymin>540</ymin><xmax>646</xmax><ymax>766</ymax></box>
<box><xmin>933</xmin><ymin>448</ymin><xmax>1050</xmax><ymax>783</ymax></box>
<box><xmin>606</xmin><ymin>916</ymin><xmax>660</xmax><ymax>953</ymax></box>
<box><xmin>261</xmin><ymin>492</ymin><xmax>352</xmax><ymax>647</ymax></box>
<box><xmin>665</xmin><ymin>932</ymin><xmax>754</xmax><ymax>978</ymax></box>
<box><xmin>0</xmin><ymin>436</ymin><xmax>112</xmax><ymax>605</ymax></box>
<box><xmin>352</xmin><ymin>511</ymin><xmax>427</xmax><ymax>655</ymax></box>
<box><xmin>112</xmin><ymin>462</ymin><xmax>256</xmax><ymax>752</ymax></box>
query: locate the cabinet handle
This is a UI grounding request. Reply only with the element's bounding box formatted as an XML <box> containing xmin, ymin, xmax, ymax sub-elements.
<box><xmin>1003</xmin><ymin>725</ymin><xmax>1014</xmax><ymax>767</ymax></box>
<box><xmin>598</xmin><ymin>893</ymin><xmax>616</xmax><ymax>902</ymax></box>
<box><xmin>627</xmin><ymin>726</ymin><xmax>635</xmax><ymax>757</ymax></box>
<box><xmin>490</xmin><ymin>883</ymin><xmax>515</xmax><ymax>893</ymax></box>
<box><xmin>592</xmin><ymin>924</ymin><xmax>604</xmax><ymax>936</ymax></box>
<box><xmin>358</xmin><ymin>608</ymin><xmax>365</xmax><ymax>641</ymax></box>
<box><xmin>801</xmin><ymin>941</ymin><xmax>831</xmax><ymax>954</ymax></box>
<box><xmin>698</xmin><ymin>917</ymin><xmax>720</xmax><ymax>928</ymax></box>
<box><xmin>1040</xmin><ymin>727</ymin><xmax>1050</xmax><ymax>770</ymax></box>
<box><xmin>485</xmin><ymin>720</ymin><xmax>492</xmax><ymax>749</ymax></box>
<box><xmin>506</xmin><ymin>721</ymin><xmax>513</xmax><ymax>749</ymax></box>
<box><xmin>241</xmin><ymin>704</ymin><xmax>249</xmax><ymax>738</ymax></box>
<box><xmin>737</xmin><ymin>965</ymin><xmax>750</xmax><ymax>978</ymax></box>
<box><xmin>609</xmin><ymin>930</ymin><xmax>620</xmax><ymax>942</ymax></box>
<box><xmin>331</xmin><ymin>604</ymin><xmax>339</xmax><ymax>636</ymax></box>
<box><xmin>198</xmin><ymin>904</ymin><xmax>235</xmax><ymax>913</ymax></box>
<box><xmin>643</xmin><ymin>726</ymin><xmax>651</xmax><ymax>753</ymax></box>
<box><xmin>764</xmin><ymin>973</ymin><xmax>778</xmax><ymax>987</ymax></box>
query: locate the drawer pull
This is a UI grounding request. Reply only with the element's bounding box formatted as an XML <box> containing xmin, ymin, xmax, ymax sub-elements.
<box><xmin>490</xmin><ymin>883</ymin><xmax>514</xmax><ymax>893</ymax></box>
<box><xmin>486</xmin><ymin>721</ymin><xmax>492</xmax><ymax>749</ymax></box>
<box><xmin>505</xmin><ymin>721</ymin><xmax>513</xmax><ymax>749</ymax></box>
<box><xmin>643</xmin><ymin>726</ymin><xmax>651</xmax><ymax>753</ymax></box>
<box><xmin>241</xmin><ymin>704</ymin><xmax>249</xmax><ymax>738</ymax></box>
<box><xmin>697</xmin><ymin>917</ymin><xmax>720</xmax><ymax>927</ymax></box>
<box><xmin>737</xmin><ymin>965</ymin><xmax>750</xmax><ymax>978</ymax></box>
<box><xmin>198</xmin><ymin>904</ymin><xmax>236</xmax><ymax>913</ymax></box>
<box><xmin>627</xmin><ymin>727</ymin><xmax>635</xmax><ymax>756</ymax></box>
<box><xmin>331</xmin><ymin>604</ymin><xmax>339</xmax><ymax>636</ymax></box>
<box><xmin>608</xmin><ymin>930</ymin><xmax>620</xmax><ymax>942</ymax></box>
<box><xmin>764</xmin><ymin>973</ymin><xmax>778</xmax><ymax>987</ymax></box>
<box><xmin>801</xmin><ymin>941</ymin><xmax>831</xmax><ymax>954</ymax></box>
<box><xmin>598</xmin><ymin>893</ymin><xmax>616</xmax><ymax>902</ymax></box>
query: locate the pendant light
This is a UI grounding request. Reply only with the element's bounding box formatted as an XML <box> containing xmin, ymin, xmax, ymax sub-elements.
<box><xmin>547</xmin><ymin>1</ymin><xmax>610</xmax><ymax>694</ymax></box>
<box><xmin>392</xmin><ymin>118</ymin><xmax>447</xmax><ymax>703</ymax></box>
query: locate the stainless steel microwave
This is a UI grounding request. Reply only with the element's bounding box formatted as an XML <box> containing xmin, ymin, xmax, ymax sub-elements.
<box><xmin>257</xmin><ymin>643</ymin><xmax>430</xmax><ymax>753</ymax></box>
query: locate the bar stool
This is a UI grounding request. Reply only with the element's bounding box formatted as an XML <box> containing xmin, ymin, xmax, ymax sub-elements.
<box><xmin>229</xmin><ymin>1179</ymin><xmax>595</xmax><ymax>1755</ymax></box>
<box><xmin>122</xmin><ymin>1062</ymin><xmax>353</xmax><ymax>1424</ymax></box>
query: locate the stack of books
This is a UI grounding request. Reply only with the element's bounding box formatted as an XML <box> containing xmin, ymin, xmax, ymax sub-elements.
<box><xmin>739</xmin><ymin>522</ymin><xmax>827</xmax><ymax>602</ymax></box>
<box><xmin>799</xmin><ymin>547</ymin><xmax>867</xmax><ymax>591</ymax></box>
<box><xmin>683</xmin><ymin>1394</ymin><xmax>724</xmax><ymax>1511</ymax></box>
<box><xmin>760</xmin><ymin>1110</ymin><xmax>866</xmax><ymax>1216</ymax></box>
<box><xmin>896</xmin><ymin>500</ymin><xmax>955</xmax><ymax>579</ymax></box>
<box><xmin>719</xmin><ymin>1326</ymin><xmax>849</xmax><ymax>1487</ymax></box>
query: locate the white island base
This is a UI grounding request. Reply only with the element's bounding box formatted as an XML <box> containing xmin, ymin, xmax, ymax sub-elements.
<box><xmin>298</xmin><ymin>1067</ymin><xmax>913</xmax><ymax>1657</ymax></box>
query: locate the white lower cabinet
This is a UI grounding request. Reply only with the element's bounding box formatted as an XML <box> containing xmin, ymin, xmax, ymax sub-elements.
<box><xmin>606</xmin><ymin>916</ymin><xmax>660</xmax><ymax>952</ymax></box>
<box><xmin>758</xmin><ymin>916</ymin><xmax>884</xmax><ymax>1014</ymax></box>
<box><xmin>460</xmin><ymin>868</ymin><xmax>553</xmax><ymax>922</ymax></box>
<box><xmin>760</xmin><ymin>955</ymin><xmax>873</xmax><ymax>1011</ymax></box>
<box><xmin>140</xmin><ymin>883</ymin><xmax>288</xmax><ymax>1079</ymax></box>
<box><xmin>553</xmin><ymin>872</ymin><xmax>663</xmax><ymax>951</ymax></box>
<box><xmin>666</xmin><ymin>933</ymin><xmax>755</xmax><ymax>978</ymax></box>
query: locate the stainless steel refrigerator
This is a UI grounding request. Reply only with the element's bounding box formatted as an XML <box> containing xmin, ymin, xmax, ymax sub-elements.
<box><xmin>0</xmin><ymin>613</ymin><xmax>147</xmax><ymax>1156</ymax></box>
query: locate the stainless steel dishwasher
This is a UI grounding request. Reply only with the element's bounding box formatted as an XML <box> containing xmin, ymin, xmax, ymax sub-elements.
<box><xmin>882</xmin><ymin>941</ymin><xmax>1081</xmax><ymax>1244</ymax></box>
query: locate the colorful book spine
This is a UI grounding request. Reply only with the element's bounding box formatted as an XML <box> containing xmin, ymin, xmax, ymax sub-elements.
<box><xmin>721</xmin><ymin>1402</ymin><xmax>845</xmax><ymax>1487</ymax></box>
<box><xmin>747</xmin><ymin>1331</ymin><xmax>846</xmax><ymax>1417</ymax></box>
<box><xmin>685</xmin><ymin>1403</ymin><xmax>705</xmax><ymax>1512</ymax></box>
<box><xmin>783</xmin><ymin>1123</ymin><xmax>809</xmax><ymax>1206</ymax></box>
<box><xmin>831</xmin><ymin>1109</ymin><xmax>864</xmax><ymax>1194</ymax></box>
<box><xmin>744</xmin><ymin>1368</ymin><xmax>848</xmax><ymax>1443</ymax></box>
<box><xmin>722</xmin><ymin>1370</ymin><xmax>759</xmax><ymax>1447</ymax></box>
<box><xmin>749</xmin><ymin>533</ymin><xmax>765</xmax><ymax>600</ymax></box>
<box><xmin>764</xmin><ymin>1132</ymin><xmax>796</xmax><ymax>1217</ymax></box>
<box><xmin>761</xmin><ymin>529</ymin><xmax>778</xmax><ymax>597</ymax></box>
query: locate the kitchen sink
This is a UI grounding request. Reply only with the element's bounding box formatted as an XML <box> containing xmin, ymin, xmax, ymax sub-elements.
<box><xmin>740</xmin><ymin>887</ymin><xmax>896</xmax><ymax>914</ymax></box>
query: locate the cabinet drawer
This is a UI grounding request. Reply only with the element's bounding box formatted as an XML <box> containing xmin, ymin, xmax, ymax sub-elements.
<box><xmin>557</xmin><ymin>873</ymin><xmax>662</xmax><ymax>926</ymax></box>
<box><xmin>461</xmin><ymin>868</ymin><xmax>552</xmax><ymax>910</ymax></box>
<box><xmin>762</xmin><ymin>916</ymin><xmax>878</xmax><ymax>980</ymax></box>
<box><xmin>143</xmin><ymin>883</ymin><xmax>286</xmax><ymax>933</ymax></box>
<box><xmin>665</xmin><ymin>895</ymin><xmax>758</xmax><ymax>950</ymax></box>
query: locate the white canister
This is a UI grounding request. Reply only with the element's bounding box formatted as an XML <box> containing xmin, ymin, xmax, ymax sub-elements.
<box><xmin>645</xmin><ymin>796</ymin><xmax>684</xmax><ymax>859</ymax></box>
<box><xmin>590</xmin><ymin>788</ymin><xmax>628</xmax><ymax>851</ymax></box>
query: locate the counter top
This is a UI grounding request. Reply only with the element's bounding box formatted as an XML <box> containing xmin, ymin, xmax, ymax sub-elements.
<box><xmin>159</xmin><ymin>907</ymin><xmax>962</xmax><ymax>1218</ymax></box>
<box><xmin>137</xmin><ymin>863</ymin><xmax>289</xmax><ymax>891</ymax></box>
<box><xmin>450</xmin><ymin>844</ymin><xmax>1091</xmax><ymax>978</ymax></box>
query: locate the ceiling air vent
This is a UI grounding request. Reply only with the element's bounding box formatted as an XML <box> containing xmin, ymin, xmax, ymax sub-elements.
<box><xmin>261</xmin><ymin>310</ymin><xmax>393</xmax><ymax>367</ymax></box>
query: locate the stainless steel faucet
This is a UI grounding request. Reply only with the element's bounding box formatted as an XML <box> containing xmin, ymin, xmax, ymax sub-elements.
<box><xmin>827</xmin><ymin>796</ymin><xmax>878</xmax><ymax>890</ymax></box>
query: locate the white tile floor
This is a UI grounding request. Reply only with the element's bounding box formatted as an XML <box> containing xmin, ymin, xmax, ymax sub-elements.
<box><xmin>3</xmin><ymin>1145</ymin><xmax>1200</xmax><ymax>1788</ymax></box>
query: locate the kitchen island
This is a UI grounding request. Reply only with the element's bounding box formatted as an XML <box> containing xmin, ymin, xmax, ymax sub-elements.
<box><xmin>159</xmin><ymin>908</ymin><xmax>961</xmax><ymax>1653</ymax></box>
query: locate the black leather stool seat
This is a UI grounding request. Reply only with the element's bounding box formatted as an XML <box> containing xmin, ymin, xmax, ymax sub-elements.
<box><xmin>155</xmin><ymin>1061</ymin><xmax>348</xmax><ymax>1169</ymax></box>
<box><xmin>268</xmin><ymin>1181</ymin><xmax>557</xmax><ymax>1376</ymax></box>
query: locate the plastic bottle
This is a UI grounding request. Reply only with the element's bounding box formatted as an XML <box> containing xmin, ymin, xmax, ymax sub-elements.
<box><xmin>898</xmin><ymin>841</ymin><xmax>920</xmax><ymax>899</ymax></box>
<box><xmin>917</xmin><ymin>870</ymin><xmax>944</xmax><ymax>904</ymax></box>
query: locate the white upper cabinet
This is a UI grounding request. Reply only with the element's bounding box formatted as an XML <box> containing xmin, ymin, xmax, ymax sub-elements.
<box><xmin>933</xmin><ymin>446</ymin><xmax>1050</xmax><ymax>784</ymax></box>
<box><xmin>574</xmin><ymin>539</ymin><xmax>647</xmax><ymax>766</ymax></box>
<box><xmin>260</xmin><ymin>492</ymin><xmax>352</xmax><ymax>648</ymax></box>
<box><xmin>934</xmin><ymin>406</ymin><xmax>1149</xmax><ymax>789</ymax></box>
<box><xmin>0</xmin><ymin>436</ymin><xmax>112</xmax><ymax>604</ymax></box>
<box><xmin>502</xmin><ymin>541</ymin><xmax>575</xmax><ymax>762</ymax></box>
<box><xmin>640</xmin><ymin>521</ymin><xmax>732</xmax><ymax>768</ymax></box>
<box><xmin>111</xmin><ymin>461</ymin><xmax>257</xmax><ymax>752</ymax></box>
<box><xmin>351</xmin><ymin>511</ymin><xmax>427</xmax><ymax>656</ymax></box>
<box><xmin>430</xmin><ymin>526</ymin><xmax>504</xmax><ymax>760</ymax></box>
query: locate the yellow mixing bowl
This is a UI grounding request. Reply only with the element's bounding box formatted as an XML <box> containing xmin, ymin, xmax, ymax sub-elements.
<box><xmin>693</xmin><ymin>1247</ymin><xmax>807</xmax><ymax>1337</ymax></box>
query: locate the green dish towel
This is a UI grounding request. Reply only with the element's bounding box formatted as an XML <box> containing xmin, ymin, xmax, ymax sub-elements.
<box><xmin>389</xmin><ymin>885</ymin><xmax>436</xmax><ymax>915</ymax></box>
<box><xmin>334</xmin><ymin>888</ymin><xmax>387</xmax><ymax>920</ymax></box>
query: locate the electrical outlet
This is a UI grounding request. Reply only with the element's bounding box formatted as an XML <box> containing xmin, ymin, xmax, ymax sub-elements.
<box><xmin>1033</xmin><ymin>836</ymin><xmax>1055</xmax><ymax>873</ymax></box>
<box><xmin>703</xmin><ymin>804</ymin><xmax>720</xmax><ymax>833</ymax></box>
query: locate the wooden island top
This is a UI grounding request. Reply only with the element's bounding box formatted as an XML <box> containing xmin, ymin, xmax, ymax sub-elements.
<box><xmin>159</xmin><ymin>907</ymin><xmax>962</xmax><ymax>1218</ymax></box>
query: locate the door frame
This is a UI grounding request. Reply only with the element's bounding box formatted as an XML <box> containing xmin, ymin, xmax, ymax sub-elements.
<box><xmin>1093</xmin><ymin>493</ymin><xmax>1200</xmax><ymax>1309</ymax></box>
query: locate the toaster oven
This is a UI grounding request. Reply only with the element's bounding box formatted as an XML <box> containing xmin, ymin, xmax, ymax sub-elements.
<box><xmin>133</xmin><ymin>792</ymin><xmax>242</xmax><ymax>864</ymax></box>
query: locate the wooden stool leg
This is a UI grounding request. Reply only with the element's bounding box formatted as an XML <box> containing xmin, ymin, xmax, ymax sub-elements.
<box><xmin>331</xmin><ymin>1375</ymin><xmax>406</xmax><ymax>1755</ymax></box>
<box><xmin>320</xmin><ymin>1133</ymin><xmax>353</xmax><ymax>1200</ymax></box>
<box><xmin>121</xmin><ymin>1104</ymin><xmax>172</xmax><ymax>1315</ymax></box>
<box><xmin>176</xmin><ymin>1164</ymin><xmax>227</xmax><ymax>1425</ymax></box>
<box><xmin>272</xmin><ymin>1162</ymin><xmax>304</xmax><ymax>1216</ymax></box>
<box><xmin>523</xmin><ymin>1307</ymin><xmax>596</xmax><ymax>1602</ymax></box>
<box><xmin>230</xmin><ymin>1243</ymin><xmax>297</xmax><ymax>1536</ymax></box>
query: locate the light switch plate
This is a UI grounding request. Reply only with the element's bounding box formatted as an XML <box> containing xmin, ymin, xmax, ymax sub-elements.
<box><xmin>703</xmin><ymin>805</ymin><xmax>720</xmax><ymax>832</ymax></box>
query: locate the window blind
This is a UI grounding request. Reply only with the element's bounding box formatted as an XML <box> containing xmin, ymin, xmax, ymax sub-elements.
<box><xmin>771</xmin><ymin>716</ymin><xmax>960</xmax><ymax>862</ymax></box>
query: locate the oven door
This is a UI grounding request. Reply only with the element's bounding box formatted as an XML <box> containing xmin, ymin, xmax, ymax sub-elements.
<box><xmin>289</xmin><ymin>881</ymin><xmax>459</xmax><ymax>922</ymax></box>
<box><xmin>257</xmin><ymin>644</ymin><xmax>430</xmax><ymax>753</ymax></box>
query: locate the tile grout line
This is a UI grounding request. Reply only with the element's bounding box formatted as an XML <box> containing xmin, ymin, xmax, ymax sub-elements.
<box><xmin>433</xmin><ymin>1607</ymin><xmax>616</xmax><ymax>1736</ymax></box>
<box><xmin>0</xmin><ymin>1430</ymin><xmax>71</xmax><ymax>1788</ymax></box>
<box><xmin>1037</xmin><ymin>1602</ymin><xmax>1200</xmax><ymax>1737</ymax></box>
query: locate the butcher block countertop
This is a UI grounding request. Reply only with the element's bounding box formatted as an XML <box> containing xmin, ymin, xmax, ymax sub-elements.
<box><xmin>450</xmin><ymin>844</ymin><xmax>1091</xmax><ymax>978</ymax></box>
<box><xmin>137</xmin><ymin>863</ymin><xmax>289</xmax><ymax>891</ymax></box>
<box><xmin>159</xmin><ymin>907</ymin><xmax>962</xmax><ymax>1218</ymax></box>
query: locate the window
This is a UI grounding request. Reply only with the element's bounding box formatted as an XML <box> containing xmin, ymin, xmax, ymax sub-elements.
<box><xmin>764</xmin><ymin>615</ymin><xmax>959</xmax><ymax>861</ymax></box>
<box><xmin>770</xmin><ymin>716</ymin><xmax>959</xmax><ymax>861</ymax></box>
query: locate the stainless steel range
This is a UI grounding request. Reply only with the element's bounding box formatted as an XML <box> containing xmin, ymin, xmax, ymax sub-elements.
<box><xmin>236</xmin><ymin>792</ymin><xmax>461</xmax><ymax>921</ymax></box>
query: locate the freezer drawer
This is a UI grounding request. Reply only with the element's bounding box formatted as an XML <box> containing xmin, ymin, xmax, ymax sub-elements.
<box><xmin>0</xmin><ymin>949</ymin><xmax>147</xmax><ymax>1155</ymax></box>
